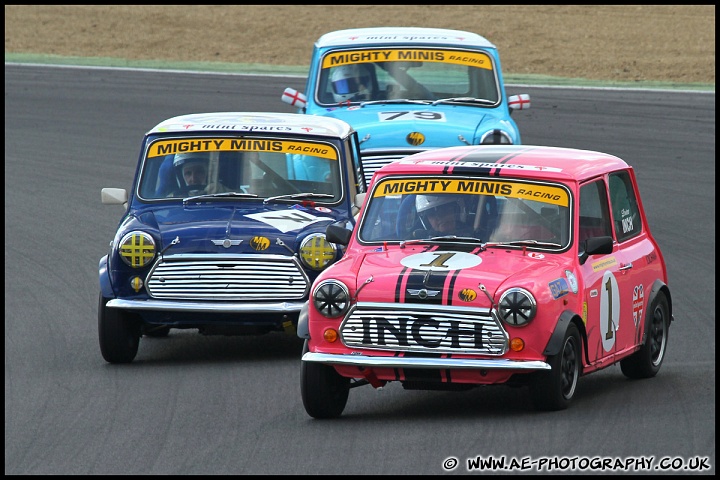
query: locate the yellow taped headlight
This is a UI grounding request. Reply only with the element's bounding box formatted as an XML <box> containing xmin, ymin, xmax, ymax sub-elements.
<box><xmin>118</xmin><ymin>231</ymin><xmax>156</xmax><ymax>268</ymax></box>
<box><xmin>299</xmin><ymin>233</ymin><xmax>337</xmax><ymax>271</ymax></box>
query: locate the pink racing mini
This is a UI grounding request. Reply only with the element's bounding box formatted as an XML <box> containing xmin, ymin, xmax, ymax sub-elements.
<box><xmin>298</xmin><ymin>144</ymin><xmax>673</xmax><ymax>418</ymax></box>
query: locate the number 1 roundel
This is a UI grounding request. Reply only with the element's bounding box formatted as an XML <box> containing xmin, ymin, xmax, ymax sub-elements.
<box><xmin>600</xmin><ymin>270</ymin><xmax>620</xmax><ymax>352</ymax></box>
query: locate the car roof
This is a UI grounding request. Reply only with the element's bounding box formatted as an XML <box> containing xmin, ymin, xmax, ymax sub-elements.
<box><xmin>377</xmin><ymin>145</ymin><xmax>630</xmax><ymax>183</ymax></box>
<box><xmin>315</xmin><ymin>27</ymin><xmax>496</xmax><ymax>50</ymax></box>
<box><xmin>147</xmin><ymin>112</ymin><xmax>355</xmax><ymax>138</ymax></box>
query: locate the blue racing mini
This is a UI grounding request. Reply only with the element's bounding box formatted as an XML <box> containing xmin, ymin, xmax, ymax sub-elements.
<box><xmin>282</xmin><ymin>27</ymin><xmax>531</xmax><ymax>185</ymax></box>
<box><xmin>98</xmin><ymin>112</ymin><xmax>365</xmax><ymax>363</ymax></box>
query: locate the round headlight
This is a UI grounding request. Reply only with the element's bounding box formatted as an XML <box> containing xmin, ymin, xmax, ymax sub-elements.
<box><xmin>313</xmin><ymin>280</ymin><xmax>350</xmax><ymax>318</ymax></box>
<box><xmin>118</xmin><ymin>231</ymin><xmax>156</xmax><ymax>268</ymax></box>
<box><xmin>480</xmin><ymin>129</ymin><xmax>513</xmax><ymax>145</ymax></box>
<box><xmin>498</xmin><ymin>288</ymin><xmax>536</xmax><ymax>326</ymax></box>
<box><xmin>299</xmin><ymin>233</ymin><xmax>337</xmax><ymax>271</ymax></box>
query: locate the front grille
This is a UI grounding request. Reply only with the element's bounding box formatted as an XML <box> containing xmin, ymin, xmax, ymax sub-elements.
<box><xmin>339</xmin><ymin>302</ymin><xmax>508</xmax><ymax>355</ymax></box>
<box><xmin>146</xmin><ymin>253</ymin><xmax>309</xmax><ymax>301</ymax></box>
<box><xmin>360</xmin><ymin>149</ymin><xmax>426</xmax><ymax>185</ymax></box>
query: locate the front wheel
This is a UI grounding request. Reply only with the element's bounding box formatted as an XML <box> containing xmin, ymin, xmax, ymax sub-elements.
<box><xmin>530</xmin><ymin>322</ymin><xmax>581</xmax><ymax>411</ymax></box>
<box><xmin>300</xmin><ymin>341</ymin><xmax>350</xmax><ymax>419</ymax></box>
<box><xmin>620</xmin><ymin>293</ymin><xmax>669</xmax><ymax>379</ymax></box>
<box><xmin>98</xmin><ymin>294</ymin><xmax>141</xmax><ymax>363</ymax></box>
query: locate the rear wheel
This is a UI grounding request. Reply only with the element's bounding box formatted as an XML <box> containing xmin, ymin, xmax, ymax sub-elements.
<box><xmin>530</xmin><ymin>322</ymin><xmax>581</xmax><ymax>411</ymax></box>
<box><xmin>300</xmin><ymin>341</ymin><xmax>350</xmax><ymax>419</ymax></box>
<box><xmin>98</xmin><ymin>294</ymin><xmax>141</xmax><ymax>363</ymax></box>
<box><xmin>621</xmin><ymin>294</ymin><xmax>669</xmax><ymax>379</ymax></box>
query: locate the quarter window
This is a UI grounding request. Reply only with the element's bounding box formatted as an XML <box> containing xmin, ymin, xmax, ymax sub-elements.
<box><xmin>609</xmin><ymin>171</ymin><xmax>641</xmax><ymax>242</ymax></box>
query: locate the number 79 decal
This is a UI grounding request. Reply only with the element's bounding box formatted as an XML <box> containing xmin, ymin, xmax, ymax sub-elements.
<box><xmin>378</xmin><ymin>111</ymin><xmax>447</xmax><ymax>122</ymax></box>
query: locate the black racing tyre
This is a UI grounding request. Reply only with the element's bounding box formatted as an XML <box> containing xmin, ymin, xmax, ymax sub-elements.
<box><xmin>98</xmin><ymin>294</ymin><xmax>141</xmax><ymax>364</ymax></box>
<box><xmin>620</xmin><ymin>294</ymin><xmax>669</xmax><ymax>379</ymax></box>
<box><xmin>300</xmin><ymin>340</ymin><xmax>350</xmax><ymax>419</ymax></box>
<box><xmin>530</xmin><ymin>322</ymin><xmax>581</xmax><ymax>411</ymax></box>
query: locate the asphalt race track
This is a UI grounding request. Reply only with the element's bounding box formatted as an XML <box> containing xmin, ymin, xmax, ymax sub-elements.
<box><xmin>4</xmin><ymin>64</ymin><xmax>715</xmax><ymax>475</ymax></box>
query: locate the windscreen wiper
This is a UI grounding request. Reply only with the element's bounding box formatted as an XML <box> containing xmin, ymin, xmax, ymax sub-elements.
<box><xmin>431</xmin><ymin>97</ymin><xmax>496</xmax><ymax>106</ymax></box>
<box><xmin>360</xmin><ymin>99</ymin><xmax>432</xmax><ymax>106</ymax></box>
<box><xmin>484</xmin><ymin>239</ymin><xmax>563</xmax><ymax>249</ymax></box>
<box><xmin>263</xmin><ymin>193</ymin><xmax>334</xmax><ymax>204</ymax></box>
<box><xmin>400</xmin><ymin>235</ymin><xmax>484</xmax><ymax>248</ymax></box>
<box><xmin>183</xmin><ymin>192</ymin><xmax>258</xmax><ymax>203</ymax></box>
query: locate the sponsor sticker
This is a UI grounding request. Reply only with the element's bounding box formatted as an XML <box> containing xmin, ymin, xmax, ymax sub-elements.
<box><xmin>374</xmin><ymin>178</ymin><xmax>569</xmax><ymax>207</ymax></box>
<box><xmin>322</xmin><ymin>48</ymin><xmax>493</xmax><ymax>70</ymax></box>
<box><xmin>245</xmin><ymin>210</ymin><xmax>331</xmax><ymax>233</ymax></box>
<box><xmin>549</xmin><ymin>277</ymin><xmax>570</xmax><ymax>299</ymax></box>
<box><xmin>632</xmin><ymin>284</ymin><xmax>644</xmax><ymax>326</ymax></box>
<box><xmin>400</xmin><ymin>251</ymin><xmax>482</xmax><ymax>270</ymax></box>
<box><xmin>147</xmin><ymin>138</ymin><xmax>338</xmax><ymax>160</ymax></box>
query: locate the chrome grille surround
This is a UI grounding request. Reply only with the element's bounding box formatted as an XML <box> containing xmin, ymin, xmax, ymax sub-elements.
<box><xmin>339</xmin><ymin>302</ymin><xmax>508</xmax><ymax>355</ymax></box>
<box><xmin>360</xmin><ymin>148</ymin><xmax>427</xmax><ymax>185</ymax></box>
<box><xmin>146</xmin><ymin>253</ymin><xmax>309</xmax><ymax>301</ymax></box>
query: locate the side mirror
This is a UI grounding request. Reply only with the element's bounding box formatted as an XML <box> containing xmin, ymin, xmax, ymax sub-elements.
<box><xmin>101</xmin><ymin>188</ymin><xmax>128</xmax><ymax>206</ymax></box>
<box><xmin>355</xmin><ymin>192</ymin><xmax>367</xmax><ymax>207</ymax></box>
<box><xmin>352</xmin><ymin>192</ymin><xmax>366</xmax><ymax>219</ymax></box>
<box><xmin>326</xmin><ymin>221</ymin><xmax>352</xmax><ymax>246</ymax></box>
<box><xmin>579</xmin><ymin>235</ymin><xmax>614</xmax><ymax>265</ymax></box>
<box><xmin>281</xmin><ymin>88</ymin><xmax>307</xmax><ymax>110</ymax></box>
<box><xmin>508</xmin><ymin>94</ymin><xmax>531</xmax><ymax>112</ymax></box>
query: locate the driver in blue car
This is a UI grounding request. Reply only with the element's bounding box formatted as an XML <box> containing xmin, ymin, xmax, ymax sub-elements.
<box><xmin>169</xmin><ymin>153</ymin><xmax>229</xmax><ymax>197</ymax></box>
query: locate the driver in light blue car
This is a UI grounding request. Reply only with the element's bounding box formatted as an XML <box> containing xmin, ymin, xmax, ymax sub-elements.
<box><xmin>330</xmin><ymin>64</ymin><xmax>375</xmax><ymax>102</ymax></box>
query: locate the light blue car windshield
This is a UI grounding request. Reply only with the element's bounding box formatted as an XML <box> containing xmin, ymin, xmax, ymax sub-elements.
<box><xmin>317</xmin><ymin>47</ymin><xmax>500</xmax><ymax>105</ymax></box>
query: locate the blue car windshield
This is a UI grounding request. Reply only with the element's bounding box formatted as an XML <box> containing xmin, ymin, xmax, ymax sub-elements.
<box><xmin>136</xmin><ymin>135</ymin><xmax>343</xmax><ymax>202</ymax></box>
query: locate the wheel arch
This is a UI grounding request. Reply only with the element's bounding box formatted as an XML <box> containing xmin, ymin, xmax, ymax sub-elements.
<box><xmin>296</xmin><ymin>301</ymin><xmax>310</xmax><ymax>339</ymax></box>
<box><xmin>542</xmin><ymin>309</ymin><xmax>588</xmax><ymax>365</ymax></box>
<box><xmin>641</xmin><ymin>280</ymin><xmax>672</xmax><ymax>346</ymax></box>
<box><xmin>648</xmin><ymin>279</ymin><xmax>673</xmax><ymax>325</ymax></box>
<box><xmin>98</xmin><ymin>255</ymin><xmax>115</xmax><ymax>298</ymax></box>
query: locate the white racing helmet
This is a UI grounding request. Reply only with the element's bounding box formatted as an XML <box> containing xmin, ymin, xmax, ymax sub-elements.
<box><xmin>173</xmin><ymin>153</ymin><xmax>209</xmax><ymax>189</ymax></box>
<box><xmin>173</xmin><ymin>153</ymin><xmax>208</xmax><ymax>169</ymax></box>
<box><xmin>415</xmin><ymin>194</ymin><xmax>466</xmax><ymax>228</ymax></box>
<box><xmin>330</xmin><ymin>64</ymin><xmax>373</xmax><ymax>102</ymax></box>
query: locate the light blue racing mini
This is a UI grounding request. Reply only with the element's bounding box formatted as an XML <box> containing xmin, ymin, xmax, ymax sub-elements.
<box><xmin>282</xmin><ymin>27</ymin><xmax>531</xmax><ymax>186</ymax></box>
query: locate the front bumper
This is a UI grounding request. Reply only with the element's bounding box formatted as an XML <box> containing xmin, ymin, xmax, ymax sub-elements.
<box><xmin>107</xmin><ymin>298</ymin><xmax>305</xmax><ymax>314</ymax></box>
<box><xmin>302</xmin><ymin>351</ymin><xmax>550</xmax><ymax>371</ymax></box>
